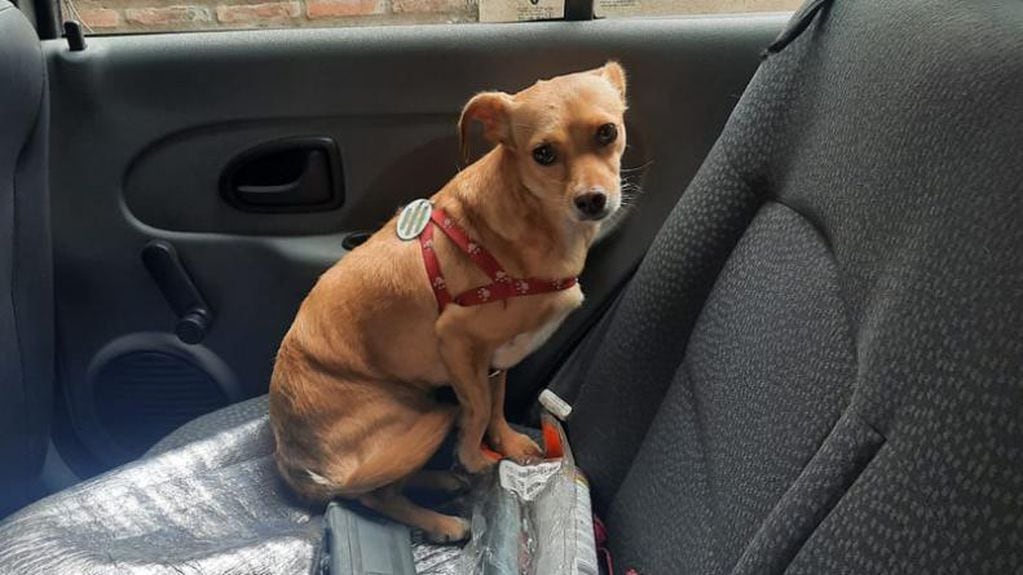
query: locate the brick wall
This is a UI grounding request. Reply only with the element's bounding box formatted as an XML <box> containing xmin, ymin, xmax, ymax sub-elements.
<box><xmin>64</xmin><ymin>0</ymin><xmax>801</xmax><ymax>34</ymax></box>
<box><xmin>65</xmin><ymin>0</ymin><xmax>476</xmax><ymax>33</ymax></box>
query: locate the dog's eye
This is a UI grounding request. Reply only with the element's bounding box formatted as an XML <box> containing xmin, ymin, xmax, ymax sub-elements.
<box><xmin>532</xmin><ymin>144</ymin><xmax>558</xmax><ymax>166</ymax></box>
<box><xmin>596</xmin><ymin>123</ymin><xmax>618</xmax><ymax>146</ymax></box>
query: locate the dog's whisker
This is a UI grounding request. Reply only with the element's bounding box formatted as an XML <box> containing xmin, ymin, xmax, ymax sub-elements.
<box><xmin>621</xmin><ymin>160</ymin><xmax>654</xmax><ymax>173</ymax></box>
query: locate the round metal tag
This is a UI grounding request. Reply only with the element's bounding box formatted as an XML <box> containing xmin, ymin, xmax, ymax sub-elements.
<box><xmin>396</xmin><ymin>199</ymin><xmax>433</xmax><ymax>241</ymax></box>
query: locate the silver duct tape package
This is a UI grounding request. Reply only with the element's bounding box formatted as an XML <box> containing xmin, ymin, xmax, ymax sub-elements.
<box><xmin>417</xmin><ymin>413</ymin><xmax>598</xmax><ymax>575</ymax></box>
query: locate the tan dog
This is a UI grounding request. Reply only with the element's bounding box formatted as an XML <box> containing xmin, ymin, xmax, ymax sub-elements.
<box><xmin>269</xmin><ymin>62</ymin><xmax>628</xmax><ymax>542</ymax></box>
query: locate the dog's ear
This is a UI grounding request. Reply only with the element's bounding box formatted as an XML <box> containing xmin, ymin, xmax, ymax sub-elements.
<box><xmin>597</xmin><ymin>61</ymin><xmax>627</xmax><ymax>101</ymax></box>
<box><xmin>459</xmin><ymin>91</ymin><xmax>514</xmax><ymax>165</ymax></box>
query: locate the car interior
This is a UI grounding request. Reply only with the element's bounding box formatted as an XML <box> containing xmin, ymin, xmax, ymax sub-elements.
<box><xmin>0</xmin><ymin>0</ymin><xmax>1021</xmax><ymax>572</ymax></box>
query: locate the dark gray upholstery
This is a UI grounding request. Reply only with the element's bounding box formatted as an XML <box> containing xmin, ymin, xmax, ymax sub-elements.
<box><xmin>0</xmin><ymin>0</ymin><xmax>53</xmax><ymax>516</ymax></box>
<box><xmin>562</xmin><ymin>0</ymin><xmax>1023</xmax><ymax>572</ymax></box>
<box><xmin>600</xmin><ymin>203</ymin><xmax>861</xmax><ymax>573</ymax></box>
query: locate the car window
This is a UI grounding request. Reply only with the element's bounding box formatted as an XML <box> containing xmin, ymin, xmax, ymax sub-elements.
<box><xmin>63</xmin><ymin>0</ymin><xmax>802</xmax><ymax>34</ymax></box>
<box><xmin>596</xmin><ymin>0</ymin><xmax>802</xmax><ymax>19</ymax></box>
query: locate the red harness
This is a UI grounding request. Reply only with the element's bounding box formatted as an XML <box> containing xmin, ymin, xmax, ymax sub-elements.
<box><xmin>418</xmin><ymin>207</ymin><xmax>577</xmax><ymax>312</ymax></box>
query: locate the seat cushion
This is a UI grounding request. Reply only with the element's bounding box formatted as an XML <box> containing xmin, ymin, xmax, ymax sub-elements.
<box><xmin>0</xmin><ymin>0</ymin><xmax>54</xmax><ymax>516</ymax></box>
<box><xmin>602</xmin><ymin>202</ymin><xmax>860</xmax><ymax>573</ymax></box>
<box><xmin>0</xmin><ymin>396</ymin><xmax>325</xmax><ymax>574</ymax></box>
<box><xmin>0</xmin><ymin>395</ymin><xmax>469</xmax><ymax>574</ymax></box>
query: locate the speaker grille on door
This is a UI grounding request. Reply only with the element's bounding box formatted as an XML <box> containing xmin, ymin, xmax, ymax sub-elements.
<box><xmin>93</xmin><ymin>351</ymin><xmax>230</xmax><ymax>457</ymax></box>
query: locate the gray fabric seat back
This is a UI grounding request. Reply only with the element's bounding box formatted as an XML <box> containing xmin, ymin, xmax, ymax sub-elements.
<box><xmin>563</xmin><ymin>0</ymin><xmax>1023</xmax><ymax>572</ymax></box>
<box><xmin>0</xmin><ymin>0</ymin><xmax>54</xmax><ymax>516</ymax></box>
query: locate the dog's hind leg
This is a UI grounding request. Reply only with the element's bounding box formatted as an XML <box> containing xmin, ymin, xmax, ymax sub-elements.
<box><xmin>322</xmin><ymin>399</ymin><xmax>458</xmax><ymax>496</ymax></box>
<box><xmin>359</xmin><ymin>484</ymin><xmax>470</xmax><ymax>544</ymax></box>
<box><xmin>404</xmin><ymin>469</ymin><xmax>470</xmax><ymax>494</ymax></box>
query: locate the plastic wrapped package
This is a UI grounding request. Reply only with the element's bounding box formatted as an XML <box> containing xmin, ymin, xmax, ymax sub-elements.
<box><xmin>465</xmin><ymin>470</ymin><xmax>528</xmax><ymax>575</ymax></box>
<box><xmin>412</xmin><ymin>535</ymin><xmax>465</xmax><ymax>574</ymax></box>
<box><xmin>569</xmin><ymin>473</ymin><xmax>599</xmax><ymax>575</ymax></box>
<box><xmin>415</xmin><ymin>412</ymin><xmax>597</xmax><ymax>575</ymax></box>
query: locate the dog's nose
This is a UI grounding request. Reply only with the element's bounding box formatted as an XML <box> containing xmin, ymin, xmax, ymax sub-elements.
<box><xmin>574</xmin><ymin>191</ymin><xmax>608</xmax><ymax>219</ymax></box>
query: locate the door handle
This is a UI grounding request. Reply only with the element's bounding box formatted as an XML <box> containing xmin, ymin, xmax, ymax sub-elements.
<box><xmin>234</xmin><ymin>148</ymin><xmax>330</xmax><ymax>205</ymax></box>
<box><xmin>221</xmin><ymin>137</ymin><xmax>344</xmax><ymax>213</ymax></box>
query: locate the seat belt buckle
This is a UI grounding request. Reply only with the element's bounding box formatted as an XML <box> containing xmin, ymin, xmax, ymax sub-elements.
<box><xmin>539</xmin><ymin>388</ymin><xmax>573</xmax><ymax>421</ymax></box>
<box><xmin>320</xmin><ymin>501</ymin><xmax>416</xmax><ymax>575</ymax></box>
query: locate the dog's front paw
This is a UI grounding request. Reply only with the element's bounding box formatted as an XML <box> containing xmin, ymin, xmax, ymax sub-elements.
<box><xmin>424</xmin><ymin>515</ymin><xmax>471</xmax><ymax>545</ymax></box>
<box><xmin>494</xmin><ymin>431</ymin><xmax>543</xmax><ymax>464</ymax></box>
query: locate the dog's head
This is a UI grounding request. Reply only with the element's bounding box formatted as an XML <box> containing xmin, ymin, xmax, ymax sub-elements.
<box><xmin>459</xmin><ymin>62</ymin><xmax>628</xmax><ymax>224</ymax></box>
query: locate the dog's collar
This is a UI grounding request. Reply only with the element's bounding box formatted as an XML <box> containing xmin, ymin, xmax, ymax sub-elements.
<box><xmin>418</xmin><ymin>206</ymin><xmax>577</xmax><ymax>312</ymax></box>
